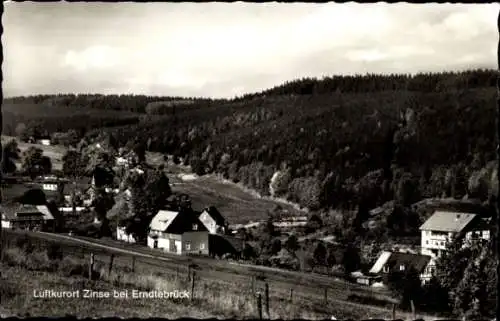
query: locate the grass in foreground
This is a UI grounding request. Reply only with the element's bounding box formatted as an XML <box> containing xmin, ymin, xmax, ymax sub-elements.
<box><xmin>0</xmin><ymin>244</ymin><xmax>343</xmax><ymax>319</ymax></box>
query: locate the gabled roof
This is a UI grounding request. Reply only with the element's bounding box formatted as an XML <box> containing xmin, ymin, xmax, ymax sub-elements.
<box><xmin>1</xmin><ymin>203</ymin><xmax>54</xmax><ymax>221</ymax></box>
<box><xmin>150</xmin><ymin>210</ymin><xmax>179</xmax><ymax>232</ymax></box>
<box><xmin>370</xmin><ymin>251</ymin><xmax>432</xmax><ymax>274</ymax></box>
<box><xmin>150</xmin><ymin>208</ymin><xmax>208</xmax><ymax>234</ymax></box>
<box><xmin>199</xmin><ymin>206</ymin><xmax>226</xmax><ymax>226</ymax></box>
<box><xmin>35</xmin><ymin>205</ymin><xmax>55</xmax><ymax>220</ymax></box>
<box><xmin>385</xmin><ymin>252</ymin><xmax>432</xmax><ymax>274</ymax></box>
<box><xmin>369</xmin><ymin>251</ymin><xmax>392</xmax><ymax>274</ymax></box>
<box><xmin>419</xmin><ymin>210</ymin><xmax>478</xmax><ymax>232</ymax></box>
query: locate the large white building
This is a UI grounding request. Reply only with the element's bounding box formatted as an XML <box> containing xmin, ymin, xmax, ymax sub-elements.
<box><xmin>419</xmin><ymin>210</ymin><xmax>490</xmax><ymax>259</ymax></box>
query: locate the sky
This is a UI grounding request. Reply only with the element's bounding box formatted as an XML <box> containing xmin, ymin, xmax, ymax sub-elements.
<box><xmin>3</xmin><ymin>2</ymin><xmax>499</xmax><ymax>99</ymax></box>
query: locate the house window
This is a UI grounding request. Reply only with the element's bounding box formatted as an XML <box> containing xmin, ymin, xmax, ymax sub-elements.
<box><xmin>399</xmin><ymin>265</ymin><xmax>405</xmax><ymax>271</ymax></box>
<box><xmin>425</xmin><ymin>240</ymin><xmax>429</xmax><ymax>245</ymax></box>
<box><xmin>186</xmin><ymin>242</ymin><xmax>191</xmax><ymax>250</ymax></box>
<box><xmin>383</xmin><ymin>266</ymin><xmax>389</xmax><ymax>273</ymax></box>
<box><xmin>200</xmin><ymin>243</ymin><xmax>205</xmax><ymax>250</ymax></box>
<box><xmin>192</xmin><ymin>224</ymin><xmax>198</xmax><ymax>230</ymax></box>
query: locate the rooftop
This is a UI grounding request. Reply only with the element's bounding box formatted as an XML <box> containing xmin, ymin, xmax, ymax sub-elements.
<box><xmin>1</xmin><ymin>203</ymin><xmax>54</xmax><ymax>221</ymax></box>
<box><xmin>419</xmin><ymin>210</ymin><xmax>478</xmax><ymax>233</ymax></box>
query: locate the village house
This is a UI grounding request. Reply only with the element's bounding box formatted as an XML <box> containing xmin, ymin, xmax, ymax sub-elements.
<box><xmin>420</xmin><ymin>210</ymin><xmax>491</xmax><ymax>259</ymax></box>
<box><xmin>36</xmin><ymin>138</ymin><xmax>51</xmax><ymax>146</ymax></box>
<box><xmin>147</xmin><ymin>209</ymin><xmax>209</xmax><ymax>255</ymax></box>
<box><xmin>369</xmin><ymin>251</ymin><xmax>434</xmax><ymax>285</ymax></box>
<box><xmin>1</xmin><ymin>203</ymin><xmax>55</xmax><ymax>232</ymax></box>
<box><xmin>198</xmin><ymin>206</ymin><xmax>228</xmax><ymax>234</ymax></box>
<box><xmin>116</xmin><ymin>225</ymin><xmax>137</xmax><ymax>243</ymax></box>
<box><xmin>36</xmin><ymin>175</ymin><xmax>68</xmax><ymax>193</ymax></box>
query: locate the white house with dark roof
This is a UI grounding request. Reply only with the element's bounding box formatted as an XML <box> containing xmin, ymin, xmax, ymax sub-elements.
<box><xmin>369</xmin><ymin>250</ymin><xmax>434</xmax><ymax>285</ymax></box>
<box><xmin>147</xmin><ymin>209</ymin><xmax>209</xmax><ymax>255</ymax></box>
<box><xmin>420</xmin><ymin>210</ymin><xmax>490</xmax><ymax>259</ymax></box>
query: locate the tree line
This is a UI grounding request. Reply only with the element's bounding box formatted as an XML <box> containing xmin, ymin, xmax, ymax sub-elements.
<box><xmin>3</xmin><ymin>69</ymin><xmax>498</xmax><ymax>239</ymax></box>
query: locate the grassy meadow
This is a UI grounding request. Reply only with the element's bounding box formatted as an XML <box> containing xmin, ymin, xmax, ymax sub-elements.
<box><xmin>0</xmin><ymin>237</ymin><xmax>438</xmax><ymax>320</ymax></box>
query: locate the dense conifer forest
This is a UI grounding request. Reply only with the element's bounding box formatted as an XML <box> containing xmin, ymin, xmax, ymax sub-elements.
<box><xmin>3</xmin><ymin>69</ymin><xmax>498</xmax><ymax>227</ymax></box>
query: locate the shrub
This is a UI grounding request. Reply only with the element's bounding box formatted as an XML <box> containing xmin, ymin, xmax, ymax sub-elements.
<box><xmin>0</xmin><ymin>276</ymin><xmax>20</xmax><ymax>301</ymax></box>
<box><xmin>58</xmin><ymin>256</ymin><xmax>88</xmax><ymax>277</ymax></box>
<box><xmin>25</xmin><ymin>250</ymin><xmax>54</xmax><ymax>271</ymax></box>
<box><xmin>46</xmin><ymin>244</ymin><xmax>64</xmax><ymax>261</ymax></box>
<box><xmin>3</xmin><ymin>247</ymin><xmax>27</xmax><ymax>267</ymax></box>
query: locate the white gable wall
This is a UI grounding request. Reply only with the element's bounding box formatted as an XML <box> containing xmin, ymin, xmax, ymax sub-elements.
<box><xmin>1</xmin><ymin>220</ymin><xmax>11</xmax><ymax>229</ymax></box>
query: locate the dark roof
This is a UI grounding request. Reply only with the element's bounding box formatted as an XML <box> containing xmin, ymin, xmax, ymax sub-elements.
<box><xmin>385</xmin><ymin>252</ymin><xmax>432</xmax><ymax>274</ymax></box>
<box><xmin>151</xmin><ymin>208</ymin><xmax>208</xmax><ymax>234</ymax></box>
<box><xmin>1</xmin><ymin>203</ymin><xmax>54</xmax><ymax>221</ymax></box>
<box><xmin>200</xmin><ymin>206</ymin><xmax>226</xmax><ymax>226</ymax></box>
<box><xmin>209</xmin><ymin>234</ymin><xmax>244</xmax><ymax>255</ymax></box>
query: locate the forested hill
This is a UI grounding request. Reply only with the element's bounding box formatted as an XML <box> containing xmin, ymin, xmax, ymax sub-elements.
<box><xmin>3</xmin><ymin>69</ymin><xmax>498</xmax><ymax>234</ymax></box>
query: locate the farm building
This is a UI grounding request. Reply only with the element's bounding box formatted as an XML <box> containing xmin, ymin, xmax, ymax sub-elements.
<box><xmin>147</xmin><ymin>208</ymin><xmax>209</xmax><ymax>255</ymax></box>
<box><xmin>1</xmin><ymin>203</ymin><xmax>55</xmax><ymax>232</ymax></box>
<box><xmin>198</xmin><ymin>206</ymin><xmax>228</xmax><ymax>234</ymax></box>
<box><xmin>369</xmin><ymin>251</ymin><xmax>434</xmax><ymax>285</ymax></box>
<box><xmin>420</xmin><ymin>210</ymin><xmax>491</xmax><ymax>259</ymax></box>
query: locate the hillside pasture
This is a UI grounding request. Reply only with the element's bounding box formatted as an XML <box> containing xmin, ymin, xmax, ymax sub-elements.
<box><xmin>172</xmin><ymin>174</ymin><xmax>306</xmax><ymax>224</ymax></box>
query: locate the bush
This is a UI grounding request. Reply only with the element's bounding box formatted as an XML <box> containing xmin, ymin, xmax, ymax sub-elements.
<box><xmin>47</xmin><ymin>244</ymin><xmax>64</xmax><ymax>261</ymax></box>
<box><xmin>3</xmin><ymin>247</ymin><xmax>27</xmax><ymax>267</ymax></box>
<box><xmin>0</xmin><ymin>277</ymin><xmax>20</xmax><ymax>301</ymax></box>
<box><xmin>25</xmin><ymin>250</ymin><xmax>55</xmax><ymax>272</ymax></box>
<box><xmin>58</xmin><ymin>256</ymin><xmax>88</xmax><ymax>277</ymax></box>
<box><xmin>347</xmin><ymin>294</ymin><xmax>394</xmax><ymax>308</ymax></box>
<box><xmin>15</xmin><ymin>236</ymin><xmax>36</xmax><ymax>254</ymax></box>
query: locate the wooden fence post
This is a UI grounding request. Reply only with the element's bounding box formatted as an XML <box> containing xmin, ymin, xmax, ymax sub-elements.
<box><xmin>264</xmin><ymin>283</ymin><xmax>270</xmax><ymax>319</ymax></box>
<box><xmin>289</xmin><ymin>288</ymin><xmax>293</xmax><ymax>302</ymax></box>
<box><xmin>392</xmin><ymin>303</ymin><xmax>396</xmax><ymax>320</ymax></box>
<box><xmin>410</xmin><ymin>299</ymin><xmax>416</xmax><ymax>319</ymax></box>
<box><xmin>257</xmin><ymin>292</ymin><xmax>263</xmax><ymax>320</ymax></box>
<box><xmin>89</xmin><ymin>253</ymin><xmax>94</xmax><ymax>280</ymax></box>
<box><xmin>324</xmin><ymin>288</ymin><xmax>328</xmax><ymax>305</ymax></box>
<box><xmin>108</xmin><ymin>254</ymin><xmax>115</xmax><ymax>276</ymax></box>
<box><xmin>131</xmin><ymin>256</ymin><xmax>136</xmax><ymax>273</ymax></box>
<box><xmin>191</xmin><ymin>270</ymin><xmax>196</xmax><ymax>301</ymax></box>
<box><xmin>251</xmin><ymin>276</ymin><xmax>255</xmax><ymax>294</ymax></box>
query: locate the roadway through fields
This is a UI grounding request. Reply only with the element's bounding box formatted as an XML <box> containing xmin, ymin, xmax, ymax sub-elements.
<box><xmin>3</xmin><ymin>230</ymin><xmax>430</xmax><ymax>319</ymax></box>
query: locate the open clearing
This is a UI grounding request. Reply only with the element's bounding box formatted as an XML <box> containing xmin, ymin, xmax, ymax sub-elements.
<box><xmin>1</xmin><ymin>135</ymin><xmax>65</xmax><ymax>171</ymax></box>
<box><xmin>1</xmin><ymin>136</ymin><xmax>305</xmax><ymax>224</ymax></box>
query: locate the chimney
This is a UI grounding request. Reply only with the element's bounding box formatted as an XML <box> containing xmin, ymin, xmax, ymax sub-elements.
<box><xmin>455</xmin><ymin>214</ymin><xmax>461</xmax><ymax>221</ymax></box>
